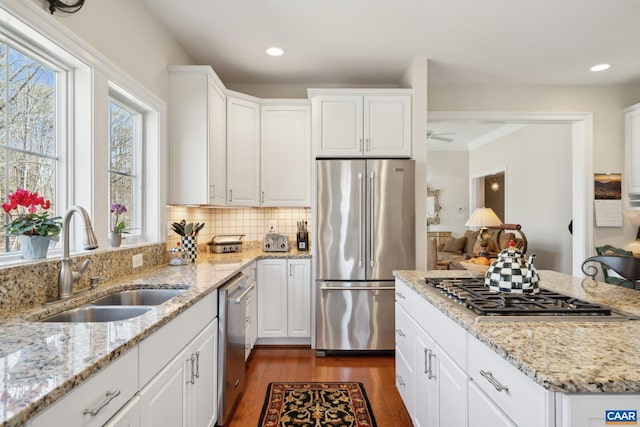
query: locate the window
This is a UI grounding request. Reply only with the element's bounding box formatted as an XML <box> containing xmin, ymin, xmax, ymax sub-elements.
<box><xmin>0</xmin><ymin>41</ymin><xmax>61</xmax><ymax>253</ymax></box>
<box><xmin>108</xmin><ymin>98</ymin><xmax>141</xmax><ymax>238</ymax></box>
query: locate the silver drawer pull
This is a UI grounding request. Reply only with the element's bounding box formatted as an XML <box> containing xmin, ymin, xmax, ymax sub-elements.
<box><xmin>396</xmin><ymin>375</ymin><xmax>405</xmax><ymax>387</ymax></box>
<box><xmin>395</xmin><ymin>292</ymin><xmax>406</xmax><ymax>299</ymax></box>
<box><xmin>395</xmin><ymin>328</ymin><xmax>405</xmax><ymax>338</ymax></box>
<box><xmin>480</xmin><ymin>370</ymin><xmax>509</xmax><ymax>392</ymax></box>
<box><xmin>427</xmin><ymin>349</ymin><xmax>436</xmax><ymax>379</ymax></box>
<box><xmin>83</xmin><ymin>390</ymin><xmax>121</xmax><ymax>416</ymax></box>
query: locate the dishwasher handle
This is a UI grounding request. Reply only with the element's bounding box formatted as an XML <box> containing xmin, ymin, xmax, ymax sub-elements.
<box><xmin>320</xmin><ymin>286</ymin><xmax>395</xmax><ymax>291</ymax></box>
<box><xmin>233</xmin><ymin>282</ymin><xmax>255</xmax><ymax>304</ymax></box>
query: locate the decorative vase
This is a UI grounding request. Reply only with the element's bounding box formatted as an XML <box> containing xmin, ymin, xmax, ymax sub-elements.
<box><xmin>19</xmin><ymin>235</ymin><xmax>54</xmax><ymax>260</ymax></box>
<box><xmin>110</xmin><ymin>233</ymin><xmax>122</xmax><ymax>248</ymax></box>
<box><xmin>181</xmin><ymin>236</ymin><xmax>197</xmax><ymax>262</ymax></box>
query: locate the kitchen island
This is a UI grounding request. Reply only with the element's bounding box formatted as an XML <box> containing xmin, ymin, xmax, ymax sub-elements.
<box><xmin>394</xmin><ymin>269</ymin><xmax>640</xmax><ymax>427</ymax></box>
<box><xmin>0</xmin><ymin>248</ymin><xmax>310</xmax><ymax>427</ymax></box>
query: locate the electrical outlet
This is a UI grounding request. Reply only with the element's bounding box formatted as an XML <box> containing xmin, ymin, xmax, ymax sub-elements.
<box><xmin>132</xmin><ymin>254</ymin><xmax>143</xmax><ymax>268</ymax></box>
<box><xmin>268</xmin><ymin>220</ymin><xmax>276</xmax><ymax>232</ymax></box>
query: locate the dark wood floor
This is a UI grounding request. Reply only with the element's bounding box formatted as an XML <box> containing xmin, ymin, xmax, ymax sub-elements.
<box><xmin>227</xmin><ymin>346</ymin><xmax>413</xmax><ymax>427</ymax></box>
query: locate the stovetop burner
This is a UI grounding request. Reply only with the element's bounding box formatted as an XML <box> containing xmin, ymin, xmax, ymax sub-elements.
<box><xmin>424</xmin><ymin>277</ymin><xmax>613</xmax><ymax>317</ymax></box>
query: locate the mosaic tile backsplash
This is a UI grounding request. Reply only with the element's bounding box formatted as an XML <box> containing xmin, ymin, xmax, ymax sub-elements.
<box><xmin>166</xmin><ymin>206</ymin><xmax>311</xmax><ymax>248</ymax></box>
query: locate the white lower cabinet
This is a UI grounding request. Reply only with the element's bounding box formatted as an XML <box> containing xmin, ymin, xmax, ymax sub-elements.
<box><xmin>139</xmin><ymin>319</ymin><xmax>218</xmax><ymax>427</ymax></box>
<box><xmin>31</xmin><ymin>347</ymin><xmax>139</xmax><ymax>427</ymax></box>
<box><xmin>257</xmin><ymin>258</ymin><xmax>311</xmax><ymax>342</ymax></box>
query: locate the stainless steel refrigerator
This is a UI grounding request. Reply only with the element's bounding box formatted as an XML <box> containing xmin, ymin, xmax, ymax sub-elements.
<box><xmin>315</xmin><ymin>159</ymin><xmax>415</xmax><ymax>352</ymax></box>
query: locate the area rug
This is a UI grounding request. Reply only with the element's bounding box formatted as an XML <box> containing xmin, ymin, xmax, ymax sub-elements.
<box><xmin>258</xmin><ymin>382</ymin><xmax>377</xmax><ymax>427</ymax></box>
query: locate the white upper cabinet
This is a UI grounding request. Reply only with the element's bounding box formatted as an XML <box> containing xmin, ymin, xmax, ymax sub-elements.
<box><xmin>310</xmin><ymin>89</ymin><xmax>412</xmax><ymax>158</ymax></box>
<box><xmin>227</xmin><ymin>92</ymin><xmax>261</xmax><ymax>206</ymax></box>
<box><xmin>625</xmin><ymin>103</ymin><xmax>640</xmax><ymax>197</ymax></box>
<box><xmin>260</xmin><ymin>101</ymin><xmax>311</xmax><ymax>206</ymax></box>
<box><xmin>168</xmin><ymin>66</ymin><xmax>226</xmax><ymax>205</ymax></box>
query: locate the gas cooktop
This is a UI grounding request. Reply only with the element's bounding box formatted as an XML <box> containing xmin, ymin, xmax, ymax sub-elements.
<box><xmin>423</xmin><ymin>277</ymin><xmax>636</xmax><ymax>321</ymax></box>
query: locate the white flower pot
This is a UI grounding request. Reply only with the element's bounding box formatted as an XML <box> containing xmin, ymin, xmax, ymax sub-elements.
<box><xmin>19</xmin><ymin>235</ymin><xmax>54</xmax><ymax>260</ymax></box>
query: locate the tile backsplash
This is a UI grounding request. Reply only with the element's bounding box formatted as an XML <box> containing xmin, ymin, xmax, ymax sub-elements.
<box><xmin>166</xmin><ymin>206</ymin><xmax>311</xmax><ymax>247</ymax></box>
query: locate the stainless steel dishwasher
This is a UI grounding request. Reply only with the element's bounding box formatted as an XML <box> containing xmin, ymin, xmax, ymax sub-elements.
<box><xmin>217</xmin><ymin>273</ymin><xmax>253</xmax><ymax>425</ymax></box>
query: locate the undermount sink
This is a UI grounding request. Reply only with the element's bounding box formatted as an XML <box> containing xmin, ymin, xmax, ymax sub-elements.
<box><xmin>39</xmin><ymin>306</ymin><xmax>151</xmax><ymax>323</ymax></box>
<box><xmin>90</xmin><ymin>289</ymin><xmax>187</xmax><ymax>306</ymax></box>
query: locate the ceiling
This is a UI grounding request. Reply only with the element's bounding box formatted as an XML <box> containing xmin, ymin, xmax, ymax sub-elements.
<box><xmin>141</xmin><ymin>0</ymin><xmax>640</xmax><ymax>86</ymax></box>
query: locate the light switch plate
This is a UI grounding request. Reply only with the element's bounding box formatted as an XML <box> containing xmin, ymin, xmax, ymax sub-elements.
<box><xmin>132</xmin><ymin>254</ymin><xmax>143</xmax><ymax>268</ymax></box>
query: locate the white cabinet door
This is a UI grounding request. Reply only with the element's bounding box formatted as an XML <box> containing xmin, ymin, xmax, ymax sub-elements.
<box><xmin>227</xmin><ymin>94</ymin><xmax>260</xmax><ymax>206</ymax></box>
<box><xmin>189</xmin><ymin>320</ymin><xmax>218</xmax><ymax>427</ymax></box>
<box><xmin>168</xmin><ymin>66</ymin><xmax>226</xmax><ymax>205</ymax></box>
<box><xmin>208</xmin><ymin>79</ymin><xmax>227</xmax><ymax>205</ymax></box>
<box><xmin>625</xmin><ymin>104</ymin><xmax>640</xmax><ymax>195</ymax></box>
<box><xmin>287</xmin><ymin>258</ymin><xmax>311</xmax><ymax>337</ymax></box>
<box><xmin>395</xmin><ymin>303</ymin><xmax>415</xmax><ymax>417</ymax></box>
<box><xmin>104</xmin><ymin>396</ymin><xmax>141</xmax><ymax>427</ymax></box>
<box><xmin>364</xmin><ymin>95</ymin><xmax>411</xmax><ymax>157</ymax></box>
<box><xmin>433</xmin><ymin>341</ymin><xmax>467</xmax><ymax>427</ymax></box>
<box><xmin>257</xmin><ymin>259</ymin><xmax>288</xmax><ymax>337</ymax></box>
<box><xmin>139</xmin><ymin>346</ymin><xmax>189</xmax><ymax>427</ymax></box>
<box><xmin>313</xmin><ymin>95</ymin><xmax>363</xmax><ymax>157</ymax></box>
<box><xmin>468</xmin><ymin>381</ymin><xmax>516</xmax><ymax>427</ymax></box>
<box><xmin>261</xmin><ymin>103</ymin><xmax>311</xmax><ymax>206</ymax></box>
<box><xmin>413</xmin><ymin>325</ymin><xmax>436</xmax><ymax>427</ymax></box>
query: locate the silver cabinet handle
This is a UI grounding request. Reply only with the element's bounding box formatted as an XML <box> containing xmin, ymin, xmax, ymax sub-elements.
<box><xmin>480</xmin><ymin>370</ymin><xmax>509</xmax><ymax>392</ymax></box>
<box><xmin>83</xmin><ymin>390</ymin><xmax>121</xmax><ymax>416</ymax></box>
<box><xmin>395</xmin><ymin>328</ymin><xmax>405</xmax><ymax>338</ymax></box>
<box><xmin>359</xmin><ymin>138</ymin><xmax>364</xmax><ymax>152</ymax></box>
<box><xmin>396</xmin><ymin>375</ymin><xmax>405</xmax><ymax>387</ymax></box>
<box><xmin>290</xmin><ymin>264</ymin><xmax>293</xmax><ymax>277</ymax></box>
<box><xmin>396</xmin><ymin>291</ymin><xmax>406</xmax><ymax>299</ymax></box>
<box><xmin>369</xmin><ymin>172</ymin><xmax>375</xmax><ymax>268</ymax></box>
<box><xmin>424</xmin><ymin>348</ymin><xmax>429</xmax><ymax>374</ymax></box>
<box><xmin>188</xmin><ymin>355</ymin><xmax>196</xmax><ymax>384</ymax></box>
<box><xmin>321</xmin><ymin>286</ymin><xmax>395</xmax><ymax>291</ymax></box>
<box><xmin>427</xmin><ymin>349</ymin><xmax>436</xmax><ymax>379</ymax></box>
<box><xmin>366</xmin><ymin>138</ymin><xmax>370</xmax><ymax>151</ymax></box>
<box><xmin>229</xmin><ymin>189</ymin><xmax>233</xmax><ymax>202</ymax></box>
<box><xmin>261</xmin><ymin>191</ymin><xmax>264</xmax><ymax>203</ymax></box>
<box><xmin>195</xmin><ymin>351</ymin><xmax>200</xmax><ymax>379</ymax></box>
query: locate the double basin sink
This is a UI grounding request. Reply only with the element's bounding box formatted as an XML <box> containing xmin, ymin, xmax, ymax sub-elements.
<box><xmin>38</xmin><ymin>289</ymin><xmax>187</xmax><ymax>323</ymax></box>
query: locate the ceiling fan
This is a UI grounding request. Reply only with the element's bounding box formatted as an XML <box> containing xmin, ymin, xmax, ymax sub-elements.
<box><xmin>427</xmin><ymin>130</ymin><xmax>454</xmax><ymax>143</ymax></box>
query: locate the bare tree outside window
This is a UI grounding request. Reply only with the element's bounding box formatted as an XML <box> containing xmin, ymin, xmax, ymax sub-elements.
<box><xmin>108</xmin><ymin>100</ymin><xmax>137</xmax><ymax>236</ymax></box>
<box><xmin>0</xmin><ymin>45</ymin><xmax>58</xmax><ymax>253</ymax></box>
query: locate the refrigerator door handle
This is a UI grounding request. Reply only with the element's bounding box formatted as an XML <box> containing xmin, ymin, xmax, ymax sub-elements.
<box><xmin>358</xmin><ymin>172</ymin><xmax>364</xmax><ymax>269</ymax></box>
<box><xmin>369</xmin><ymin>171</ymin><xmax>375</xmax><ymax>268</ymax></box>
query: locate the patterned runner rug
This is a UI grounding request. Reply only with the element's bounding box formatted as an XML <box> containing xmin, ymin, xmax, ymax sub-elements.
<box><xmin>258</xmin><ymin>382</ymin><xmax>377</xmax><ymax>427</ymax></box>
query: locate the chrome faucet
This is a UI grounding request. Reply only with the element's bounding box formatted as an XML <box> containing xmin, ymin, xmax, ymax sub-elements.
<box><xmin>58</xmin><ymin>205</ymin><xmax>99</xmax><ymax>299</ymax></box>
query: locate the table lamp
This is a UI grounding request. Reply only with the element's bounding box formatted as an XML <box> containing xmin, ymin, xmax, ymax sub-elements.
<box><xmin>465</xmin><ymin>207</ymin><xmax>503</xmax><ymax>256</ymax></box>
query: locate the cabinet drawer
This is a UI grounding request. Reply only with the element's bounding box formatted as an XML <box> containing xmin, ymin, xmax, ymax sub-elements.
<box><xmin>394</xmin><ymin>279</ymin><xmax>413</xmax><ymax>313</ymax></box>
<box><xmin>395</xmin><ymin>303</ymin><xmax>414</xmax><ymax>365</ymax></box>
<box><xmin>31</xmin><ymin>347</ymin><xmax>139</xmax><ymax>427</ymax></box>
<box><xmin>468</xmin><ymin>335</ymin><xmax>551</xmax><ymax>427</ymax></box>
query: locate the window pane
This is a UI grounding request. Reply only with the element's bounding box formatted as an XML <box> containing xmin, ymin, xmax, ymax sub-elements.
<box><xmin>110</xmin><ymin>173</ymin><xmax>133</xmax><ymax>232</ymax></box>
<box><xmin>109</xmin><ymin>102</ymin><xmax>134</xmax><ymax>174</ymax></box>
<box><xmin>0</xmin><ymin>44</ymin><xmax>58</xmax><ymax>254</ymax></box>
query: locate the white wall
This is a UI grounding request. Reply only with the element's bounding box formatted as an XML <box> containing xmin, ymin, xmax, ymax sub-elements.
<box><xmin>428</xmin><ymin>83</ymin><xmax>640</xmax><ymax>251</ymax></box>
<box><xmin>469</xmin><ymin>124</ymin><xmax>573</xmax><ymax>273</ymax></box>
<box><xmin>52</xmin><ymin>0</ymin><xmax>194</xmax><ymax>100</ymax></box>
<box><xmin>427</xmin><ymin>150</ymin><xmax>469</xmax><ymax>236</ymax></box>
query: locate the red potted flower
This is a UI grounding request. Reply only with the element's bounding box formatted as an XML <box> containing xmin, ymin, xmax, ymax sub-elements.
<box><xmin>3</xmin><ymin>189</ymin><xmax>62</xmax><ymax>259</ymax></box>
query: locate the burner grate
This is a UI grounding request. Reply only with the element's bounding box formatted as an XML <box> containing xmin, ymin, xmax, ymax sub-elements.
<box><xmin>424</xmin><ymin>277</ymin><xmax>612</xmax><ymax>316</ymax></box>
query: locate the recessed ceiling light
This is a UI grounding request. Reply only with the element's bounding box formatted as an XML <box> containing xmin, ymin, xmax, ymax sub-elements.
<box><xmin>266</xmin><ymin>47</ymin><xmax>284</xmax><ymax>57</ymax></box>
<box><xmin>590</xmin><ymin>63</ymin><xmax>611</xmax><ymax>72</ymax></box>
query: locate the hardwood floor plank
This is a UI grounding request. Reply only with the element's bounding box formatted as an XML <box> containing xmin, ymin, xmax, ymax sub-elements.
<box><xmin>226</xmin><ymin>347</ymin><xmax>413</xmax><ymax>427</ymax></box>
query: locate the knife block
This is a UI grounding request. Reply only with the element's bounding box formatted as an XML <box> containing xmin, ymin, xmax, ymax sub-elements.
<box><xmin>297</xmin><ymin>232</ymin><xmax>309</xmax><ymax>251</ymax></box>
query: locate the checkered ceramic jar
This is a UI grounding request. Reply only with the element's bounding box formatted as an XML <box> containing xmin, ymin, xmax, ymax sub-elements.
<box><xmin>484</xmin><ymin>245</ymin><xmax>540</xmax><ymax>294</ymax></box>
<box><xmin>181</xmin><ymin>236</ymin><xmax>198</xmax><ymax>262</ymax></box>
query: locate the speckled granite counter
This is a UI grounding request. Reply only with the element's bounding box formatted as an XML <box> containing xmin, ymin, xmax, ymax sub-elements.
<box><xmin>0</xmin><ymin>248</ymin><xmax>311</xmax><ymax>427</ymax></box>
<box><xmin>394</xmin><ymin>269</ymin><xmax>640</xmax><ymax>394</ymax></box>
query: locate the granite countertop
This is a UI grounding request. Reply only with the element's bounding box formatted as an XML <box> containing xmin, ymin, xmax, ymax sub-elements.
<box><xmin>0</xmin><ymin>248</ymin><xmax>311</xmax><ymax>427</ymax></box>
<box><xmin>394</xmin><ymin>269</ymin><xmax>640</xmax><ymax>394</ymax></box>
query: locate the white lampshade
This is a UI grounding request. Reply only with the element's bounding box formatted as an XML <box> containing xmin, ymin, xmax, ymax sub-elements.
<box><xmin>465</xmin><ymin>207</ymin><xmax>502</xmax><ymax>228</ymax></box>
